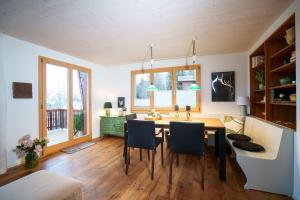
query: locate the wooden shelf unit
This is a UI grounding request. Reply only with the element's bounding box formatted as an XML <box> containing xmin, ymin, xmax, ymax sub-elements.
<box><xmin>249</xmin><ymin>14</ymin><xmax>296</xmax><ymax>130</ymax></box>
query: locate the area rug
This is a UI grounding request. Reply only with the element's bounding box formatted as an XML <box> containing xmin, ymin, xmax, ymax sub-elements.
<box><xmin>61</xmin><ymin>142</ymin><xmax>95</xmax><ymax>154</ymax></box>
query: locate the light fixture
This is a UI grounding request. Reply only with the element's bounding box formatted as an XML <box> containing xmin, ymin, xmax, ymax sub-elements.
<box><xmin>188</xmin><ymin>39</ymin><xmax>200</xmax><ymax>91</ymax></box>
<box><xmin>147</xmin><ymin>44</ymin><xmax>158</xmax><ymax>91</ymax></box>
<box><xmin>237</xmin><ymin>96</ymin><xmax>250</xmax><ymax>116</ymax></box>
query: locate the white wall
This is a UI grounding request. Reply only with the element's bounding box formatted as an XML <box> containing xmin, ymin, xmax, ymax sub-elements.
<box><xmin>1</xmin><ymin>34</ymin><xmax>107</xmax><ymax>167</ymax></box>
<box><xmin>247</xmin><ymin>1</ymin><xmax>299</xmax><ymax>199</ymax></box>
<box><xmin>0</xmin><ymin>32</ymin><xmax>8</xmax><ymax>174</ymax></box>
<box><xmin>104</xmin><ymin>52</ymin><xmax>248</xmax><ymax>116</ymax></box>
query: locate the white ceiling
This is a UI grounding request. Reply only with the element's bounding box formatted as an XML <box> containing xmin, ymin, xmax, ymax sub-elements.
<box><xmin>0</xmin><ymin>0</ymin><xmax>294</xmax><ymax>66</ymax></box>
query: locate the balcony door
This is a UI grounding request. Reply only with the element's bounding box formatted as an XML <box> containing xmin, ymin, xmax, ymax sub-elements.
<box><xmin>39</xmin><ymin>57</ymin><xmax>92</xmax><ymax>154</ymax></box>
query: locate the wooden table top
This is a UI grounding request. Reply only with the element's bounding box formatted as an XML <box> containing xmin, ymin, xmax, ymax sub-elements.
<box><xmin>137</xmin><ymin>117</ymin><xmax>225</xmax><ymax>129</ymax></box>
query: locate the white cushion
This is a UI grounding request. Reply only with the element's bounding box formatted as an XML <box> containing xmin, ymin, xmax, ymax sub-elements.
<box><xmin>0</xmin><ymin>170</ymin><xmax>82</xmax><ymax>200</ymax></box>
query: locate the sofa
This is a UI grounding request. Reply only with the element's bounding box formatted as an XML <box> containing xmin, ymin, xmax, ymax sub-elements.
<box><xmin>227</xmin><ymin>116</ymin><xmax>294</xmax><ymax>196</ymax></box>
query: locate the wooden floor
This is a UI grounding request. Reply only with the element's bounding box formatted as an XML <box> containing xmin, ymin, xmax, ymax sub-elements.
<box><xmin>0</xmin><ymin>137</ymin><xmax>291</xmax><ymax>200</ymax></box>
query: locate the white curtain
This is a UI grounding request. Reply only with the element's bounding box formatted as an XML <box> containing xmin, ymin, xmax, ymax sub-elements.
<box><xmin>0</xmin><ymin>33</ymin><xmax>7</xmax><ymax>174</ymax></box>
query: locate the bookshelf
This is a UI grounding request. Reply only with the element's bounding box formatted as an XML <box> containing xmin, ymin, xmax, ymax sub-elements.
<box><xmin>249</xmin><ymin>14</ymin><xmax>296</xmax><ymax>130</ymax></box>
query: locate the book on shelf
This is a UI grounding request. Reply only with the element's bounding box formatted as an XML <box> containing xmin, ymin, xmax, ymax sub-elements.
<box><xmin>251</xmin><ymin>55</ymin><xmax>264</xmax><ymax>68</ymax></box>
<box><xmin>272</xmin><ymin>99</ymin><xmax>293</xmax><ymax>103</ymax></box>
<box><xmin>290</xmin><ymin>51</ymin><xmax>296</xmax><ymax>62</ymax></box>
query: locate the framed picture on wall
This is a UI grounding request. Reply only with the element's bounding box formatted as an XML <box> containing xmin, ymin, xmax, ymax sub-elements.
<box><xmin>118</xmin><ymin>97</ymin><xmax>125</xmax><ymax>108</ymax></box>
<box><xmin>211</xmin><ymin>71</ymin><xmax>235</xmax><ymax>102</ymax></box>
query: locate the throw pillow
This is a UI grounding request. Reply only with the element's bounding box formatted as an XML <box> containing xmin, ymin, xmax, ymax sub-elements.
<box><xmin>224</xmin><ymin>115</ymin><xmax>245</xmax><ymax>134</ymax></box>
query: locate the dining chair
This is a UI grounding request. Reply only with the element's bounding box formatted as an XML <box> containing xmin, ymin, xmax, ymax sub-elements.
<box><xmin>169</xmin><ymin>122</ymin><xmax>206</xmax><ymax>190</ymax></box>
<box><xmin>123</xmin><ymin>113</ymin><xmax>137</xmax><ymax>160</ymax></box>
<box><xmin>125</xmin><ymin>120</ymin><xmax>164</xmax><ymax>180</ymax></box>
<box><xmin>124</xmin><ymin>114</ymin><xmax>163</xmax><ymax>162</ymax></box>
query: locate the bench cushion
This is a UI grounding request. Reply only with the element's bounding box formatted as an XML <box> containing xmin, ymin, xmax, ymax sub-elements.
<box><xmin>233</xmin><ymin>141</ymin><xmax>265</xmax><ymax>152</ymax></box>
<box><xmin>0</xmin><ymin>170</ymin><xmax>82</xmax><ymax>200</ymax></box>
<box><xmin>227</xmin><ymin>133</ymin><xmax>251</xmax><ymax>141</ymax></box>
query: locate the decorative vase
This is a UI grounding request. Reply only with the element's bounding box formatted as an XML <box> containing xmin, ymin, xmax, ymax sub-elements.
<box><xmin>259</xmin><ymin>83</ymin><xmax>264</xmax><ymax>90</ymax></box>
<box><xmin>289</xmin><ymin>93</ymin><xmax>296</xmax><ymax>103</ymax></box>
<box><xmin>279</xmin><ymin>77</ymin><xmax>291</xmax><ymax>85</ymax></box>
<box><xmin>285</xmin><ymin>26</ymin><xmax>295</xmax><ymax>45</ymax></box>
<box><xmin>25</xmin><ymin>152</ymin><xmax>39</xmax><ymax>169</ymax></box>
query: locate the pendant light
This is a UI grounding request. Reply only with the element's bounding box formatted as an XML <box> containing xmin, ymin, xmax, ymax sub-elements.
<box><xmin>188</xmin><ymin>39</ymin><xmax>201</xmax><ymax>91</ymax></box>
<box><xmin>147</xmin><ymin>44</ymin><xmax>158</xmax><ymax>91</ymax></box>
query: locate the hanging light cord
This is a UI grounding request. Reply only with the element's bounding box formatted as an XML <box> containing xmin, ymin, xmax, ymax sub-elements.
<box><xmin>192</xmin><ymin>39</ymin><xmax>196</xmax><ymax>80</ymax></box>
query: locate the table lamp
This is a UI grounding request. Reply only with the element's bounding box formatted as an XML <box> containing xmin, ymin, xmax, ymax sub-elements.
<box><xmin>237</xmin><ymin>96</ymin><xmax>250</xmax><ymax>116</ymax></box>
<box><xmin>104</xmin><ymin>102</ymin><xmax>112</xmax><ymax>116</ymax></box>
<box><xmin>186</xmin><ymin>105</ymin><xmax>191</xmax><ymax>121</ymax></box>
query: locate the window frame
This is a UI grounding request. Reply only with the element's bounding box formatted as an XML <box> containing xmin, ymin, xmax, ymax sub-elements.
<box><xmin>131</xmin><ymin>65</ymin><xmax>201</xmax><ymax>113</ymax></box>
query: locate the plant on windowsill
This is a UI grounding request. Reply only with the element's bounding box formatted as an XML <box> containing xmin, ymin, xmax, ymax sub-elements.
<box><xmin>15</xmin><ymin>135</ymin><xmax>49</xmax><ymax>169</ymax></box>
<box><xmin>255</xmin><ymin>68</ymin><xmax>265</xmax><ymax>90</ymax></box>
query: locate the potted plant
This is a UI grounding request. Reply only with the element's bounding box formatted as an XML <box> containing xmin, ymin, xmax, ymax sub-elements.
<box><xmin>15</xmin><ymin>135</ymin><xmax>48</xmax><ymax>169</ymax></box>
<box><xmin>255</xmin><ymin>68</ymin><xmax>265</xmax><ymax>90</ymax></box>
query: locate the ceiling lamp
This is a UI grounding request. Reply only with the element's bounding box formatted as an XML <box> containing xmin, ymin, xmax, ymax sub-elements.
<box><xmin>188</xmin><ymin>39</ymin><xmax>201</xmax><ymax>91</ymax></box>
<box><xmin>147</xmin><ymin>44</ymin><xmax>158</xmax><ymax>91</ymax></box>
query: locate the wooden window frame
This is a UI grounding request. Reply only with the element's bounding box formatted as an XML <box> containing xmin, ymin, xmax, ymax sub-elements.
<box><xmin>131</xmin><ymin>65</ymin><xmax>201</xmax><ymax>114</ymax></box>
<box><xmin>39</xmin><ymin>56</ymin><xmax>92</xmax><ymax>155</ymax></box>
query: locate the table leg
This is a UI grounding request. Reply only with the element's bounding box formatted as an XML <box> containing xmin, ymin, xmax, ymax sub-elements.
<box><xmin>215</xmin><ymin>130</ymin><xmax>219</xmax><ymax>157</ymax></box>
<box><xmin>217</xmin><ymin>128</ymin><xmax>226</xmax><ymax>180</ymax></box>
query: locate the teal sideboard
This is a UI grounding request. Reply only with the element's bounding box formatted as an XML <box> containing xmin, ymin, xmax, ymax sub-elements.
<box><xmin>100</xmin><ymin>116</ymin><xmax>126</xmax><ymax>137</ymax></box>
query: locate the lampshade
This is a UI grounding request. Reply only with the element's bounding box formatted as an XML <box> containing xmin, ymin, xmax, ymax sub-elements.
<box><xmin>188</xmin><ymin>83</ymin><xmax>200</xmax><ymax>91</ymax></box>
<box><xmin>104</xmin><ymin>102</ymin><xmax>112</xmax><ymax>109</ymax></box>
<box><xmin>237</xmin><ymin>96</ymin><xmax>250</xmax><ymax>106</ymax></box>
<box><xmin>147</xmin><ymin>84</ymin><xmax>158</xmax><ymax>91</ymax></box>
<box><xmin>186</xmin><ymin>105</ymin><xmax>191</xmax><ymax>111</ymax></box>
<box><xmin>174</xmin><ymin>105</ymin><xmax>179</xmax><ymax>111</ymax></box>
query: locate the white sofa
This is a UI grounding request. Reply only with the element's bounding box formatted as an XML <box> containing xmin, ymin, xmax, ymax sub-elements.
<box><xmin>227</xmin><ymin>116</ymin><xmax>294</xmax><ymax>196</ymax></box>
<box><xmin>0</xmin><ymin>170</ymin><xmax>83</xmax><ymax>200</ymax></box>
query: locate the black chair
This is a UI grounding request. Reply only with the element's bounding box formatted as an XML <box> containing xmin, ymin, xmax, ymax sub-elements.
<box><xmin>125</xmin><ymin>120</ymin><xmax>164</xmax><ymax>180</ymax></box>
<box><xmin>123</xmin><ymin>114</ymin><xmax>137</xmax><ymax>160</ymax></box>
<box><xmin>124</xmin><ymin>114</ymin><xmax>163</xmax><ymax>162</ymax></box>
<box><xmin>169</xmin><ymin>122</ymin><xmax>206</xmax><ymax>190</ymax></box>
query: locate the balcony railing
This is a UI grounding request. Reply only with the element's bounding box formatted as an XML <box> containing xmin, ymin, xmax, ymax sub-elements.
<box><xmin>47</xmin><ymin>109</ymin><xmax>83</xmax><ymax>131</ymax></box>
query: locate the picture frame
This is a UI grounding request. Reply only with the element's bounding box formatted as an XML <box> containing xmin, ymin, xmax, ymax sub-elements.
<box><xmin>211</xmin><ymin>71</ymin><xmax>235</xmax><ymax>102</ymax></box>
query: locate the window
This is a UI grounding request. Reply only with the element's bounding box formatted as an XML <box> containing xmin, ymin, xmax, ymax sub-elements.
<box><xmin>131</xmin><ymin>65</ymin><xmax>200</xmax><ymax>113</ymax></box>
<box><xmin>134</xmin><ymin>73</ymin><xmax>150</xmax><ymax>107</ymax></box>
<box><xmin>154</xmin><ymin>71</ymin><xmax>172</xmax><ymax>108</ymax></box>
<box><xmin>176</xmin><ymin>69</ymin><xmax>197</xmax><ymax>108</ymax></box>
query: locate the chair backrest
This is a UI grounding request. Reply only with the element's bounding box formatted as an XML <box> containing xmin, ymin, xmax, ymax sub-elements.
<box><xmin>126</xmin><ymin>113</ymin><xmax>137</xmax><ymax>120</ymax></box>
<box><xmin>127</xmin><ymin>120</ymin><xmax>156</xmax><ymax>150</ymax></box>
<box><xmin>169</xmin><ymin>122</ymin><xmax>205</xmax><ymax>155</ymax></box>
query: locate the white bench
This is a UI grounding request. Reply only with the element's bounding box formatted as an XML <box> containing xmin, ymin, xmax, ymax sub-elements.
<box><xmin>0</xmin><ymin>170</ymin><xmax>83</xmax><ymax>200</ymax></box>
<box><xmin>227</xmin><ymin>116</ymin><xmax>294</xmax><ymax>196</ymax></box>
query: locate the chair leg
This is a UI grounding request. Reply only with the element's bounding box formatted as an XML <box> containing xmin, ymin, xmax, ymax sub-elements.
<box><xmin>169</xmin><ymin>152</ymin><xmax>174</xmax><ymax>185</ymax></box>
<box><xmin>201</xmin><ymin>155</ymin><xmax>205</xmax><ymax>190</ymax></box>
<box><xmin>140</xmin><ymin>148</ymin><xmax>142</xmax><ymax>161</ymax></box>
<box><xmin>161</xmin><ymin>142</ymin><xmax>164</xmax><ymax>166</ymax></box>
<box><xmin>125</xmin><ymin>147</ymin><xmax>130</xmax><ymax>175</ymax></box>
<box><xmin>176</xmin><ymin>153</ymin><xmax>179</xmax><ymax>167</ymax></box>
<box><xmin>147</xmin><ymin>150</ymin><xmax>150</xmax><ymax>160</ymax></box>
<box><xmin>124</xmin><ymin>145</ymin><xmax>127</xmax><ymax>164</ymax></box>
<box><xmin>151</xmin><ymin>150</ymin><xmax>155</xmax><ymax>180</ymax></box>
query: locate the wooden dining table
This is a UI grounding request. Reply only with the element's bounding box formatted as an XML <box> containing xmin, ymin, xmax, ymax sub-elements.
<box><xmin>123</xmin><ymin>117</ymin><xmax>226</xmax><ymax>181</ymax></box>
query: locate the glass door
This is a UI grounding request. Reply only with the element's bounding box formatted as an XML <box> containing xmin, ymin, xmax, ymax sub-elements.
<box><xmin>46</xmin><ymin>63</ymin><xmax>69</xmax><ymax>146</ymax></box>
<box><xmin>72</xmin><ymin>69</ymin><xmax>89</xmax><ymax>139</ymax></box>
<box><xmin>39</xmin><ymin>57</ymin><xmax>91</xmax><ymax>154</ymax></box>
